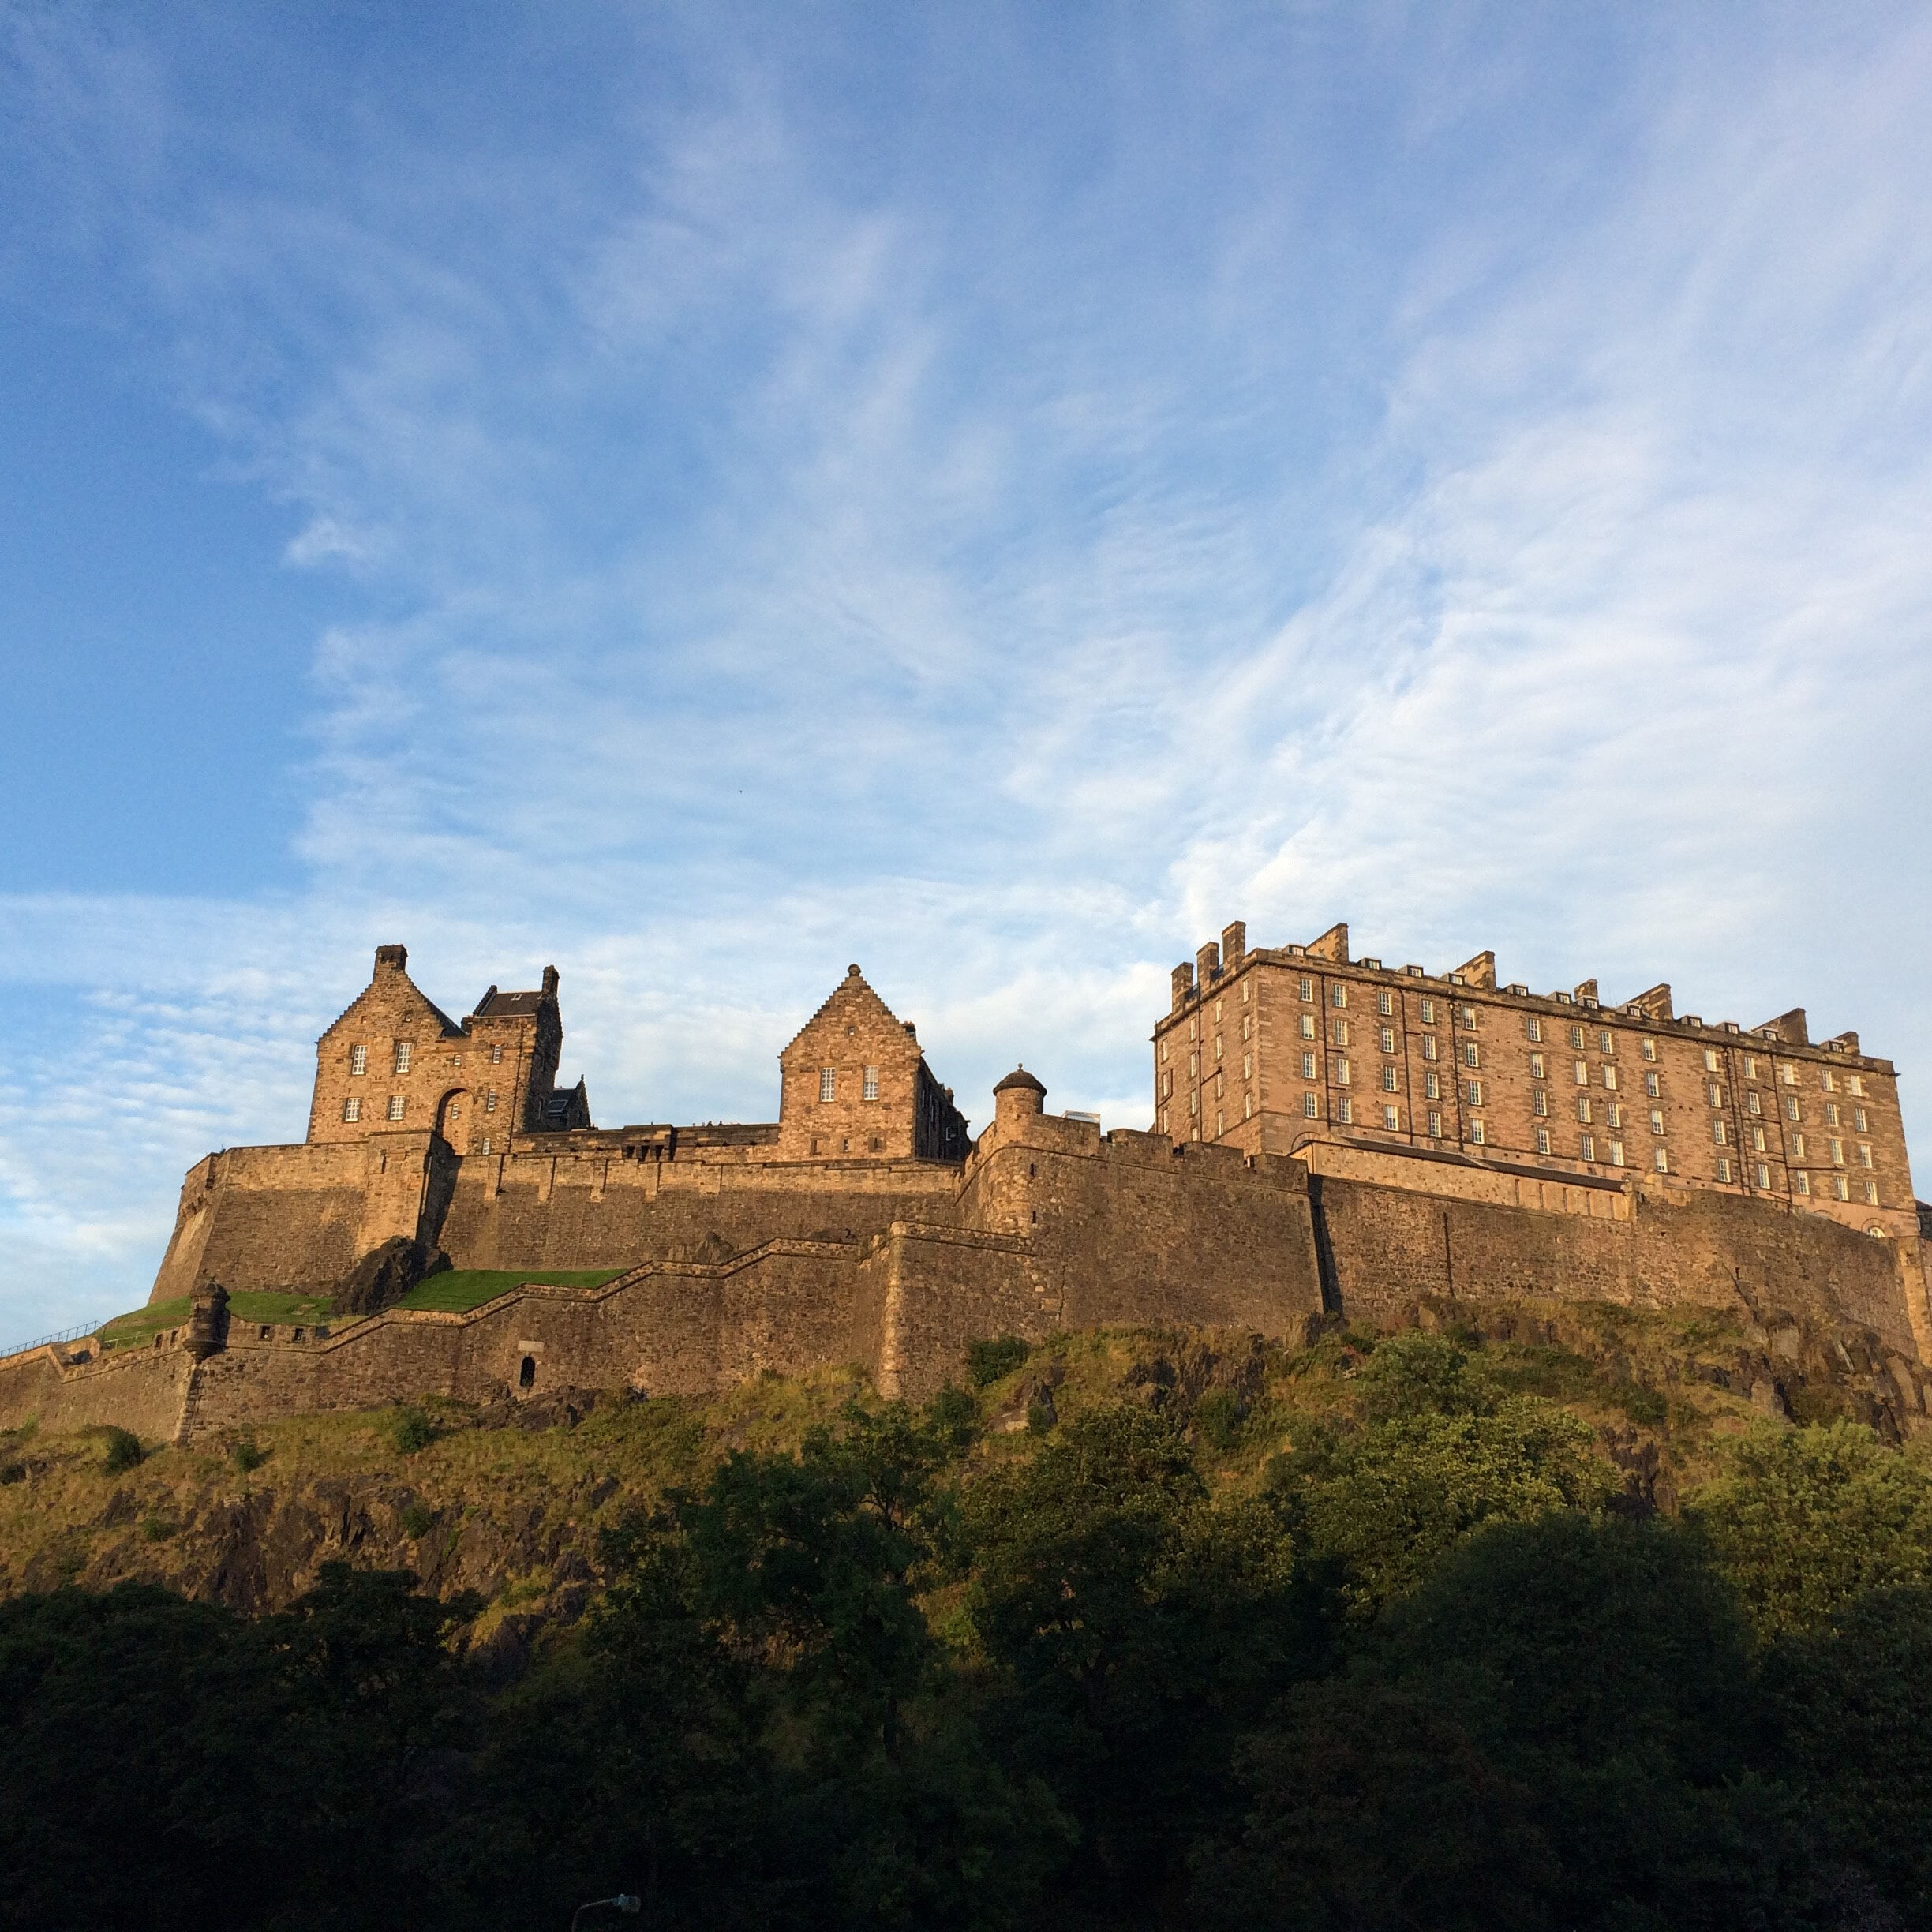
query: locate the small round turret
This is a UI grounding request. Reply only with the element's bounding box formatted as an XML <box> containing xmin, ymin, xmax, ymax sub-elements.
<box><xmin>993</xmin><ymin>1065</ymin><xmax>1046</xmax><ymax>1124</ymax></box>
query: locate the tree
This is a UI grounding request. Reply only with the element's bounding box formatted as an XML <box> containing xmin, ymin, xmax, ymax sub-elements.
<box><xmin>1687</xmin><ymin>1421</ymin><xmax>1932</xmax><ymax>1638</ymax></box>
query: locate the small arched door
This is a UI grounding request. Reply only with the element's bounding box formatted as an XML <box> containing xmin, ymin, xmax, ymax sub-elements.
<box><xmin>436</xmin><ymin>1088</ymin><xmax>470</xmax><ymax>1152</ymax></box>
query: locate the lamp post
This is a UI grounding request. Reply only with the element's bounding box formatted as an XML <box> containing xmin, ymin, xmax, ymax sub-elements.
<box><xmin>571</xmin><ymin>1895</ymin><xmax>641</xmax><ymax>1930</ymax></box>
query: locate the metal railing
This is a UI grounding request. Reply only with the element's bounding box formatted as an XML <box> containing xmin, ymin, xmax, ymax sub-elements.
<box><xmin>0</xmin><ymin>1319</ymin><xmax>103</xmax><ymax>1363</ymax></box>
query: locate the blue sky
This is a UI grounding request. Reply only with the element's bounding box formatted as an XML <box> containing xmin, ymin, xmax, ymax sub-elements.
<box><xmin>4</xmin><ymin>2</ymin><xmax>1930</xmax><ymax>1339</ymax></box>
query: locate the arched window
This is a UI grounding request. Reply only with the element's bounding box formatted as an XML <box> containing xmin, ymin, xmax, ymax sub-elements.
<box><xmin>519</xmin><ymin>1355</ymin><xmax>536</xmax><ymax>1390</ymax></box>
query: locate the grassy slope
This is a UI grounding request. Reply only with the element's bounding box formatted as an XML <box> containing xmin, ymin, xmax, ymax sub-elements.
<box><xmin>398</xmin><ymin>1268</ymin><xmax>628</xmax><ymax>1312</ymax></box>
<box><xmin>0</xmin><ymin>1299</ymin><xmax>1873</xmax><ymax>1641</ymax></box>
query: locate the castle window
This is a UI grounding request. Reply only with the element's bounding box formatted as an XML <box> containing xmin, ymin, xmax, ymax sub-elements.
<box><xmin>350</xmin><ymin>1043</ymin><xmax>368</xmax><ymax>1076</ymax></box>
<box><xmin>1242</xmin><ymin>980</ymin><xmax>1250</xmax><ymax>1003</ymax></box>
<box><xmin>1336</xmin><ymin>1059</ymin><xmax>1351</xmax><ymax>1085</ymax></box>
<box><xmin>1331</xmin><ymin>985</ymin><xmax>1347</xmax><ymax>1008</ymax></box>
<box><xmin>1425</xmin><ymin>1071</ymin><xmax>1440</xmax><ymax>1100</ymax></box>
<box><xmin>1215</xmin><ymin>998</ymin><xmax>1223</xmax><ymax>1020</ymax></box>
<box><xmin>490</xmin><ymin>1043</ymin><xmax>504</xmax><ymax>1064</ymax></box>
<box><xmin>1747</xmin><ymin>1091</ymin><xmax>1760</xmax><ymax>1115</ymax></box>
<box><xmin>1329</xmin><ymin>1020</ymin><xmax>1346</xmax><ymax>1050</ymax></box>
<box><xmin>1380</xmin><ymin>1027</ymin><xmax>1395</xmax><ymax>1053</ymax></box>
<box><xmin>1712</xmin><ymin>1120</ymin><xmax>1728</xmax><ymax>1146</ymax></box>
<box><xmin>1379</xmin><ymin>990</ymin><xmax>1394</xmax><ymax>1017</ymax></box>
<box><xmin>1755</xmin><ymin>1163</ymin><xmax>1771</xmax><ymax>1189</ymax></box>
<box><xmin>485</xmin><ymin>1091</ymin><xmax>497</xmax><ymax>1111</ymax></box>
<box><xmin>1833</xmin><ymin>1174</ymin><xmax>1850</xmax><ymax>1201</ymax></box>
<box><xmin>1642</xmin><ymin>1039</ymin><xmax>1657</xmax><ymax>1061</ymax></box>
<box><xmin>481</xmin><ymin>1137</ymin><xmax>491</xmax><ymax>1154</ymax></box>
<box><xmin>1162</xmin><ymin>1070</ymin><xmax>1173</xmax><ymax>1098</ymax></box>
<box><xmin>1216</xmin><ymin>1110</ymin><xmax>1224</xmax><ymax>1135</ymax></box>
<box><xmin>1600</xmin><ymin>1032</ymin><xmax>1615</xmax><ymax>1055</ymax></box>
<box><xmin>1215</xmin><ymin>1037</ymin><xmax>1224</xmax><ymax>1061</ymax></box>
<box><xmin>1189</xmin><ymin>1052</ymin><xmax>1200</xmax><ymax>1077</ymax></box>
<box><xmin>1470</xmin><ymin>1119</ymin><xmax>1485</xmax><ymax>1144</ymax></box>
<box><xmin>1653</xmin><ymin>1110</ymin><xmax>1667</xmax><ymax>1136</ymax></box>
<box><xmin>1646</xmin><ymin>1072</ymin><xmax>1661</xmax><ymax>1099</ymax></box>
<box><xmin>1570</xmin><ymin>1026</ymin><xmax>1586</xmax><ymax>1050</ymax></box>
<box><xmin>1215</xmin><ymin>1073</ymin><xmax>1225</xmax><ymax>1099</ymax></box>
<box><xmin>1574</xmin><ymin>1060</ymin><xmax>1589</xmax><ymax>1086</ymax></box>
<box><xmin>1189</xmin><ymin>1017</ymin><xmax>1198</xmax><ymax>1042</ymax></box>
<box><xmin>1533</xmin><ymin>1088</ymin><xmax>1548</xmax><ymax>1116</ymax></box>
<box><xmin>1821</xmin><ymin>1069</ymin><xmax>1836</xmax><ymax>1092</ymax></box>
<box><xmin>1703</xmin><ymin>1048</ymin><xmax>1720</xmax><ymax>1073</ymax></box>
<box><xmin>1780</xmin><ymin>1064</ymin><xmax>1798</xmax><ymax>1086</ymax></box>
<box><xmin>1707</xmin><ymin>1083</ymin><xmax>1723</xmax><ymax>1108</ymax></box>
<box><xmin>1716</xmin><ymin>1156</ymin><xmax>1732</xmax><ymax>1181</ymax></box>
<box><xmin>1462</xmin><ymin>1041</ymin><xmax>1479</xmax><ymax>1069</ymax></box>
<box><xmin>1848</xmin><ymin>1074</ymin><xmax>1865</xmax><ymax>1097</ymax></box>
<box><xmin>1603</xmin><ymin>1066</ymin><xmax>1618</xmax><ymax>1091</ymax></box>
<box><xmin>1752</xmin><ymin>1125</ymin><xmax>1766</xmax><ymax>1151</ymax></box>
<box><xmin>1536</xmin><ymin>1126</ymin><xmax>1551</xmax><ymax>1154</ymax></box>
<box><xmin>1190</xmin><ymin>1094</ymin><xmax>1199</xmax><ymax>1117</ymax></box>
<box><xmin>394</xmin><ymin>1042</ymin><xmax>413</xmax><ymax>1075</ymax></box>
<box><xmin>1300</xmin><ymin>1013</ymin><xmax>1316</xmax><ymax>1040</ymax></box>
<box><xmin>820</xmin><ymin>1069</ymin><xmax>836</xmax><ymax>1102</ymax></box>
<box><xmin>1526</xmin><ymin>1015</ymin><xmax>1543</xmax><ymax>1043</ymax></box>
<box><xmin>1793</xmin><ymin>1133</ymin><xmax>1807</xmax><ymax>1159</ymax></box>
<box><xmin>1419</xmin><ymin>999</ymin><xmax>1436</xmax><ymax>1024</ymax></box>
<box><xmin>1299</xmin><ymin>975</ymin><xmax>1314</xmax><ymax>1002</ymax></box>
<box><xmin>1854</xmin><ymin>1106</ymin><xmax>1868</xmax><ymax>1131</ymax></box>
<box><xmin>863</xmin><ymin>1066</ymin><xmax>878</xmax><ymax>1100</ymax></box>
<box><xmin>387</xmin><ymin>1096</ymin><xmax>406</xmax><ymax>1121</ymax></box>
<box><xmin>1607</xmin><ymin>1104</ymin><xmax>1622</xmax><ymax>1128</ymax></box>
<box><xmin>1459</xmin><ymin>1005</ymin><xmax>1476</xmax><ymax>1030</ymax></box>
<box><xmin>1243</xmin><ymin>1054</ymin><xmax>1252</xmax><ymax>1080</ymax></box>
<box><xmin>1794</xmin><ymin>1170</ymin><xmax>1810</xmax><ymax>1194</ymax></box>
<box><xmin>1383</xmin><ymin>1105</ymin><xmax>1399</xmax><ymax>1130</ymax></box>
<box><xmin>1421</xmin><ymin>1035</ymin><xmax>1438</xmax><ymax>1061</ymax></box>
<box><xmin>1743</xmin><ymin>1056</ymin><xmax>1758</xmax><ymax>1080</ymax></box>
<box><xmin>1382</xmin><ymin>1065</ymin><xmax>1398</xmax><ymax>1091</ymax></box>
<box><xmin>1244</xmin><ymin>1094</ymin><xmax>1254</xmax><ymax>1119</ymax></box>
<box><xmin>1580</xmin><ymin>1133</ymin><xmax>1595</xmax><ymax>1161</ymax></box>
<box><xmin>1576</xmin><ymin>1095</ymin><xmax>1593</xmax><ymax>1123</ymax></box>
<box><xmin>1866</xmin><ymin>1181</ymin><xmax>1880</xmax><ymax>1205</ymax></box>
<box><xmin>1829</xmin><ymin>1138</ymin><xmax>1844</xmax><ymax>1165</ymax></box>
<box><xmin>1609</xmin><ymin>1141</ymin><xmax>1624</xmax><ymax>1167</ymax></box>
<box><xmin>1302</xmin><ymin>1051</ymin><xmax>1318</xmax><ymax>1080</ymax></box>
<box><xmin>520</xmin><ymin>1355</ymin><xmax>536</xmax><ymax>1390</ymax></box>
<box><xmin>342</xmin><ymin>1096</ymin><xmax>361</xmax><ymax>1122</ymax></box>
<box><xmin>1824</xmin><ymin>1101</ymin><xmax>1839</xmax><ymax>1127</ymax></box>
<box><xmin>1241</xmin><ymin>1015</ymin><xmax>1251</xmax><ymax>1040</ymax></box>
<box><xmin>1530</xmin><ymin>1052</ymin><xmax>1544</xmax><ymax>1079</ymax></box>
<box><xmin>1859</xmin><ymin>1143</ymin><xmax>1873</xmax><ymax>1167</ymax></box>
<box><xmin>1304</xmin><ymin>1092</ymin><xmax>1319</xmax><ymax>1119</ymax></box>
<box><xmin>1428</xmin><ymin>1110</ymin><xmax>1443</xmax><ymax>1138</ymax></box>
<box><xmin>1784</xmin><ymin>1095</ymin><xmax>1801</xmax><ymax>1121</ymax></box>
<box><xmin>1336</xmin><ymin>1096</ymin><xmax>1353</xmax><ymax>1124</ymax></box>
<box><xmin>1465</xmin><ymin>1079</ymin><xmax>1482</xmax><ymax>1106</ymax></box>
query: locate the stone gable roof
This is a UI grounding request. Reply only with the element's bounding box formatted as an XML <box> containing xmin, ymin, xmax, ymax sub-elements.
<box><xmin>317</xmin><ymin>946</ymin><xmax>464</xmax><ymax>1043</ymax></box>
<box><xmin>779</xmin><ymin>964</ymin><xmax>921</xmax><ymax>1062</ymax></box>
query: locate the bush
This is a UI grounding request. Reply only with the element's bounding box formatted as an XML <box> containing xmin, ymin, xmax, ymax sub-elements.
<box><xmin>99</xmin><ymin>1428</ymin><xmax>144</xmax><ymax>1475</ymax></box>
<box><xmin>231</xmin><ymin>1439</ymin><xmax>268</xmax><ymax>1473</ymax></box>
<box><xmin>389</xmin><ymin>1406</ymin><xmax>436</xmax><ymax>1455</ymax></box>
<box><xmin>926</xmin><ymin>1384</ymin><xmax>979</xmax><ymax>1447</ymax></box>
<box><xmin>1193</xmin><ymin>1387</ymin><xmax>1246</xmax><ymax>1451</ymax></box>
<box><xmin>400</xmin><ymin>1501</ymin><xmax>436</xmax><ymax>1539</ymax></box>
<box><xmin>969</xmin><ymin>1335</ymin><xmax>1030</xmax><ymax>1387</ymax></box>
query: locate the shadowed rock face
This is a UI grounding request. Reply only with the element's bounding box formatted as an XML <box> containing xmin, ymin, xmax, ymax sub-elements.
<box><xmin>331</xmin><ymin>1238</ymin><xmax>450</xmax><ymax>1318</ymax></box>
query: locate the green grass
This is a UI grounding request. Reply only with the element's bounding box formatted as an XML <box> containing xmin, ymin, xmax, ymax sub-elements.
<box><xmin>395</xmin><ymin>1268</ymin><xmax>628</xmax><ymax>1313</ymax></box>
<box><xmin>99</xmin><ymin>1292</ymin><xmax>340</xmax><ymax>1352</ymax></box>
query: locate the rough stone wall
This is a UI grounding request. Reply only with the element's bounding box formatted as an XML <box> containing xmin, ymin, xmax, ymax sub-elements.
<box><xmin>0</xmin><ymin>1343</ymin><xmax>197</xmax><ymax>1441</ymax></box>
<box><xmin>307</xmin><ymin>947</ymin><xmax>468</xmax><ymax>1146</ymax></box>
<box><xmin>146</xmin><ymin>1138</ymin><xmax>451</xmax><ymax>1302</ymax></box>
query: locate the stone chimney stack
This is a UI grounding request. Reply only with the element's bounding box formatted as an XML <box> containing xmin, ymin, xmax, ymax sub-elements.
<box><xmin>1171</xmin><ymin>962</ymin><xmax>1195</xmax><ymax>1012</ymax></box>
<box><xmin>374</xmin><ymin>944</ymin><xmax>407</xmax><ymax>975</ymax></box>
<box><xmin>541</xmin><ymin>965</ymin><xmax>560</xmax><ymax>999</ymax></box>
<box><xmin>1221</xmin><ymin>921</ymin><xmax>1246</xmax><ymax>968</ymax></box>
<box><xmin>1196</xmin><ymin>941</ymin><xmax>1221</xmax><ymax>985</ymax></box>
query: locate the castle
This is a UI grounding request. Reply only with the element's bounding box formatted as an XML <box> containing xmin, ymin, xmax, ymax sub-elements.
<box><xmin>4</xmin><ymin>925</ymin><xmax>1929</xmax><ymax>1444</ymax></box>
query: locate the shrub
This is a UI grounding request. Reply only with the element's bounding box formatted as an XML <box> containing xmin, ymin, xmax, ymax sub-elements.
<box><xmin>969</xmin><ymin>1335</ymin><xmax>1030</xmax><ymax>1387</ymax></box>
<box><xmin>399</xmin><ymin>1501</ymin><xmax>436</xmax><ymax>1539</ymax></box>
<box><xmin>1193</xmin><ymin>1387</ymin><xmax>1246</xmax><ymax>1450</ymax></box>
<box><xmin>926</xmin><ymin>1384</ymin><xmax>979</xmax><ymax>1447</ymax></box>
<box><xmin>99</xmin><ymin>1428</ymin><xmax>144</xmax><ymax>1475</ymax></box>
<box><xmin>140</xmin><ymin>1517</ymin><xmax>176</xmax><ymax>1543</ymax></box>
<box><xmin>231</xmin><ymin>1439</ymin><xmax>268</xmax><ymax>1473</ymax></box>
<box><xmin>390</xmin><ymin>1406</ymin><xmax>436</xmax><ymax>1455</ymax></box>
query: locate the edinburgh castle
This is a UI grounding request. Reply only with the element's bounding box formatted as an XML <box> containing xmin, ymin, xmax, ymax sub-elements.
<box><xmin>4</xmin><ymin>923</ymin><xmax>1928</xmax><ymax>1443</ymax></box>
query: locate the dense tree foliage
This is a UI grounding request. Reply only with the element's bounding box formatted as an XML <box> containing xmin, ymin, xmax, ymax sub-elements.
<box><xmin>6</xmin><ymin>1338</ymin><xmax>1932</xmax><ymax>1931</ymax></box>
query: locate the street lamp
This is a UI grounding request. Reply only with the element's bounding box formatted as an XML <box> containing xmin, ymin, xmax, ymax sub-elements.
<box><xmin>571</xmin><ymin>1895</ymin><xmax>641</xmax><ymax>1930</ymax></box>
